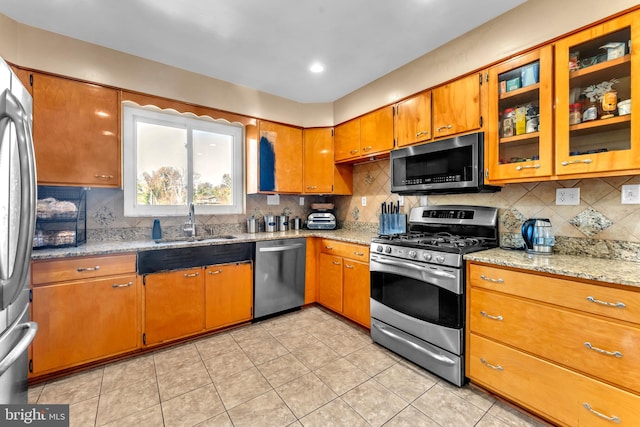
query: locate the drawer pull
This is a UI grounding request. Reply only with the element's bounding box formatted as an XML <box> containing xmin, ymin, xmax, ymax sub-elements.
<box><xmin>77</xmin><ymin>266</ymin><xmax>100</xmax><ymax>272</ymax></box>
<box><xmin>183</xmin><ymin>272</ymin><xmax>200</xmax><ymax>278</ymax></box>
<box><xmin>349</xmin><ymin>149</ymin><xmax>359</xmax><ymax>155</ymax></box>
<box><xmin>332</xmin><ymin>261</ymin><xmax>341</xmax><ymax>266</ymax></box>
<box><xmin>480</xmin><ymin>274</ymin><xmax>504</xmax><ymax>283</ymax></box>
<box><xmin>416</xmin><ymin>130</ymin><xmax>429</xmax><ymax>137</ymax></box>
<box><xmin>480</xmin><ymin>311</ymin><xmax>503</xmax><ymax>321</ymax></box>
<box><xmin>584</xmin><ymin>342</ymin><xmax>622</xmax><ymax>358</ymax></box>
<box><xmin>436</xmin><ymin>124</ymin><xmax>453</xmax><ymax>132</ymax></box>
<box><xmin>325</xmin><ymin>246</ymin><xmax>333</xmax><ymax>250</ymax></box>
<box><xmin>515</xmin><ymin>164</ymin><xmax>540</xmax><ymax>171</ymax></box>
<box><xmin>586</xmin><ymin>296</ymin><xmax>626</xmax><ymax>309</ymax></box>
<box><xmin>561</xmin><ymin>158</ymin><xmax>592</xmax><ymax>166</ymax></box>
<box><xmin>208</xmin><ymin>269</ymin><xmax>223</xmax><ymax>275</ymax></box>
<box><xmin>112</xmin><ymin>282</ymin><xmax>132</xmax><ymax>288</ymax></box>
<box><xmin>362</xmin><ymin>146</ymin><xmax>373</xmax><ymax>152</ymax></box>
<box><xmin>344</xmin><ymin>264</ymin><xmax>354</xmax><ymax>269</ymax></box>
<box><xmin>353</xmin><ymin>251</ymin><xmax>365</xmax><ymax>257</ymax></box>
<box><xmin>94</xmin><ymin>174</ymin><xmax>114</xmax><ymax>180</ymax></box>
<box><xmin>582</xmin><ymin>403</ymin><xmax>621</xmax><ymax>424</ymax></box>
<box><xmin>480</xmin><ymin>358</ymin><xmax>503</xmax><ymax>371</ymax></box>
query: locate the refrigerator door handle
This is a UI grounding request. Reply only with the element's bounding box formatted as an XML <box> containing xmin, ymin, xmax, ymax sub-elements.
<box><xmin>0</xmin><ymin>321</ymin><xmax>37</xmax><ymax>377</ymax></box>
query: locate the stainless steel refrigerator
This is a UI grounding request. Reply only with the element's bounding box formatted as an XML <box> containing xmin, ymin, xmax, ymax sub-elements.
<box><xmin>0</xmin><ymin>57</ymin><xmax>38</xmax><ymax>403</ymax></box>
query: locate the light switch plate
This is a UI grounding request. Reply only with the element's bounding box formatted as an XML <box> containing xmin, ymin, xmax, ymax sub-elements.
<box><xmin>621</xmin><ymin>184</ymin><xmax>640</xmax><ymax>204</ymax></box>
<box><xmin>299</xmin><ymin>197</ymin><xmax>305</xmax><ymax>206</ymax></box>
<box><xmin>556</xmin><ymin>188</ymin><xmax>580</xmax><ymax>205</ymax></box>
<box><xmin>267</xmin><ymin>194</ymin><xmax>280</xmax><ymax>205</ymax></box>
<box><xmin>420</xmin><ymin>196</ymin><xmax>428</xmax><ymax>206</ymax></box>
<box><xmin>398</xmin><ymin>196</ymin><xmax>404</xmax><ymax>207</ymax></box>
<box><xmin>361</xmin><ymin>196</ymin><xmax>367</xmax><ymax>206</ymax></box>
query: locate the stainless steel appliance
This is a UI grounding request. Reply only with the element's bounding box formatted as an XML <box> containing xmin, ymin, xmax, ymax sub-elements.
<box><xmin>370</xmin><ymin>205</ymin><xmax>498</xmax><ymax>386</ymax></box>
<box><xmin>390</xmin><ymin>132</ymin><xmax>501</xmax><ymax>194</ymax></box>
<box><xmin>522</xmin><ymin>218</ymin><xmax>555</xmax><ymax>254</ymax></box>
<box><xmin>254</xmin><ymin>238</ymin><xmax>306</xmax><ymax>318</ymax></box>
<box><xmin>0</xmin><ymin>57</ymin><xmax>38</xmax><ymax>403</ymax></box>
<box><xmin>306</xmin><ymin>211</ymin><xmax>336</xmax><ymax>230</ymax></box>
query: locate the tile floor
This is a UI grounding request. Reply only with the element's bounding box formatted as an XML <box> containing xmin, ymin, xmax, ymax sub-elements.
<box><xmin>28</xmin><ymin>306</ymin><xmax>548</xmax><ymax>426</ymax></box>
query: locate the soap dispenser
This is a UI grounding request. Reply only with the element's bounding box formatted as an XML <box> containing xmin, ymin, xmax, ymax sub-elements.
<box><xmin>152</xmin><ymin>218</ymin><xmax>162</xmax><ymax>240</ymax></box>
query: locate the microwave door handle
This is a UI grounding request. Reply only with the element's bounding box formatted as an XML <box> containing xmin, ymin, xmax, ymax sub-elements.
<box><xmin>372</xmin><ymin>257</ymin><xmax>457</xmax><ymax>280</ymax></box>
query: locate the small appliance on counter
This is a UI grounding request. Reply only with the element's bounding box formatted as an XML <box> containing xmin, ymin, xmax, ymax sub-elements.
<box><xmin>306</xmin><ymin>203</ymin><xmax>336</xmax><ymax>230</ymax></box>
<box><xmin>522</xmin><ymin>218</ymin><xmax>555</xmax><ymax>254</ymax></box>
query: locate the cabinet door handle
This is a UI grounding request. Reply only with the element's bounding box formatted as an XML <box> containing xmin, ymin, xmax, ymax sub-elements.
<box><xmin>207</xmin><ymin>269</ymin><xmax>223</xmax><ymax>275</ymax></box>
<box><xmin>344</xmin><ymin>264</ymin><xmax>354</xmax><ymax>269</ymax></box>
<box><xmin>112</xmin><ymin>282</ymin><xmax>133</xmax><ymax>288</ymax></box>
<box><xmin>416</xmin><ymin>130</ymin><xmax>429</xmax><ymax>137</ymax></box>
<box><xmin>353</xmin><ymin>251</ymin><xmax>364</xmax><ymax>257</ymax></box>
<box><xmin>77</xmin><ymin>266</ymin><xmax>100</xmax><ymax>272</ymax></box>
<box><xmin>480</xmin><ymin>357</ymin><xmax>503</xmax><ymax>371</ymax></box>
<box><xmin>349</xmin><ymin>149</ymin><xmax>359</xmax><ymax>155</ymax></box>
<box><xmin>582</xmin><ymin>403</ymin><xmax>621</xmax><ymax>423</ymax></box>
<box><xmin>324</xmin><ymin>246</ymin><xmax>333</xmax><ymax>250</ymax></box>
<box><xmin>306</xmin><ymin>185</ymin><xmax>317</xmax><ymax>189</ymax></box>
<box><xmin>586</xmin><ymin>296</ymin><xmax>625</xmax><ymax>308</ymax></box>
<box><xmin>183</xmin><ymin>272</ymin><xmax>200</xmax><ymax>278</ymax></box>
<box><xmin>561</xmin><ymin>158</ymin><xmax>592</xmax><ymax>166</ymax></box>
<box><xmin>480</xmin><ymin>311</ymin><xmax>503</xmax><ymax>321</ymax></box>
<box><xmin>362</xmin><ymin>146</ymin><xmax>372</xmax><ymax>152</ymax></box>
<box><xmin>332</xmin><ymin>261</ymin><xmax>341</xmax><ymax>266</ymax></box>
<box><xmin>584</xmin><ymin>342</ymin><xmax>622</xmax><ymax>358</ymax></box>
<box><xmin>94</xmin><ymin>174</ymin><xmax>114</xmax><ymax>180</ymax></box>
<box><xmin>480</xmin><ymin>274</ymin><xmax>503</xmax><ymax>283</ymax></box>
<box><xmin>436</xmin><ymin>124</ymin><xmax>453</xmax><ymax>132</ymax></box>
<box><xmin>515</xmin><ymin>164</ymin><xmax>540</xmax><ymax>171</ymax></box>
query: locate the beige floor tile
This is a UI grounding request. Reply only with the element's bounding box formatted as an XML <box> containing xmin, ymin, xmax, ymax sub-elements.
<box><xmin>272</xmin><ymin>329</ymin><xmax>319</xmax><ymax>351</ymax></box>
<box><xmin>38</xmin><ymin>368</ymin><xmax>103</xmax><ymax>404</ymax></box>
<box><xmin>156</xmin><ymin>361</ymin><xmax>212</xmax><ymax>402</ymax></box>
<box><xmin>385</xmin><ymin>405</ymin><xmax>441</xmax><ymax>427</ymax></box>
<box><xmin>321</xmin><ymin>330</ymin><xmax>371</xmax><ymax>357</ymax></box>
<box><xmin>488</xmin><ymin>401</ymin><xmax>549</xmax><ymax>427</ymax></box>
<box><xmin>101</xmin><ymin>404</ymin><xmax>164</xmax><ymax>427</ymax></box>
<box><xmin>153</xmin><ymin>343</ymin><xmax>201</xmax><ymax>376</ymax></box>
<box><xmin>477</xmin><ymin>413</ymin><xmax>514</xmax><ymax>427</ymax></box>
<box><xmin>342</xmin><ymin>379</ymin><xmax>408</xmax><ymax>427</ymax></box>
<box><xmin>290</xmin><ymin>339</ymin><xmax>339</xmax><ymax>370</ymax></box>
<box><xmin>240</xmin><ymin>336</ymin><xmax>289</xmax><ymax>365</ymax></box>
<box><xmin>95</xmin><ymin>378</ymin><xmax>160</xmax><ymax>426</ymax></box>
<box><xmin>299</xmin><ymin>397</ymin><xmax>369</xmax><ymax>426</ymax></box>
<box><xmin>230</xmin><ymin>324</ymin><xmax>271</xmax><ymax>347</ymax></box>
<box><xmin>195</xmin><ymin>411</ymin><xmax>234</xmax><ymax>426</ymax></box>
<box><xmin>69</xmin><ymin>396</ymin><xmax>98</xmax><ymax>427</ymax></box>
<box><xmin>101</xmin><ymin>354</ymin><xmax>156</xmax><ymax>393</ymax></box>
<box><xmin>375</xmin><ymin>362</ymin><xmax>438</xmax><ymax>402</ymax></box>
<box><xmin>313</xmin><ymin>357</ymin><xmax>370</xmax><ymax>395</ymax></box>
<box><xmin>195</xmin><ymin>332</ymin><xmax>241</xmax><ymax>360</ymax></box>
<box><xmin>214</xmin><ymin>366</ymin><xmax>272</xmax><ymax>409</ymax></box>
<box><xmin>275</xmin><ymin>372</ymin><xmax>337</xmax><ymax>418</ymax></box>
<box><xmin>412</xmin><ymin>383</ymin><xmax>486</xmax><ymax>426</ymax></box>
<box><xmin>441</xmin><ymin>380</ymin><xmax>496</xmax><ymax>411</ymax></box>
<box><xmin>346</xmin><ymin>343</ymin><xmax>397</xmax><ymax>377</ymax></box>
<box><xmin>27</xmin><ymin>384</ymin><xmax>44</xmax><ymax>404</ymax></box>
<box><xmin>227</xmin><ymin>390</ymin><xmax>296</xmax><ymax>427</ymax></box>
<box><xmin>203</xmin><ymin>346</ymin><xmax>255</xmax><ymax>383</ymax></box>
<box><xmin>256</xmin><ymin>353</ymin><xmax>310</xmax><ymax>388</ymax></box>
<box><xmin>161</xmin><ymin>384</ymin><xmax>225</xmax><ymax>427</ymax></box>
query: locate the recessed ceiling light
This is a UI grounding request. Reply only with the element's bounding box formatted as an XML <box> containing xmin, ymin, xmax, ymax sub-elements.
<box><xmin>309</xmin><ymin>63</ymin><xmax>324</xmax><ymax>73</ymax></box>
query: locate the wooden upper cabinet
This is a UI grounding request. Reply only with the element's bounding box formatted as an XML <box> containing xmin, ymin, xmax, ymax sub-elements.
<box><xmin>257</xmin><ymin>120</ymin><xmax>303</xmax><ymax>193</ymax></box>
<box><xmin>31</xmin><ymin>72</ymin><xmax>121</xmax><ymax>187</ymax></box>
<box><xmin>487</xmin><ymin>46</ymin><xmax>554</xmax><ymax>182</ymax></box>
<box><xmin>395</xmin><ymin>91</ymin><xmax>432</xmax><ymax>147</ymax></box>
<box><xmin>360</xmin><ymin>106</ymin><xmax>394</xmax><ymax>156</ymax></box>
<box><xmin>334</xmin><ymin>118</ymin><xmax>360</xmax><ymax>162</ymax></box>
<box><xmin>554</xmin><ymin>10</ymin><xmax>640</xmax><ymax>176</ymax></box>
<box><xmin>432</xmin><ymin>73</ymin><xmax>483</xmax><ymax>138</ymax></box>
<box><xmin>303</xmin><ymin>128</ymin><xmax>335</xmax><ymax>194</ymax></box>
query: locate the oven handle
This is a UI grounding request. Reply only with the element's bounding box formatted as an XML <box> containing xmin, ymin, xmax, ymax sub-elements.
<box><xmin>373</xmin><ymin>322</ymin><xmax>456</xmax><ymax>366</ymax></box>
<box><xmin>371</xmin><ymin>257</ymin><xmax>457</xmax><ymax>280</ymax></box>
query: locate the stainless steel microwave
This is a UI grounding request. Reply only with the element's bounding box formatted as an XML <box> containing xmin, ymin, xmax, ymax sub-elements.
<box><xmin>390</xmin><ymin>132</ymin><xmax>501</xmax><ymax>195</ymax></box>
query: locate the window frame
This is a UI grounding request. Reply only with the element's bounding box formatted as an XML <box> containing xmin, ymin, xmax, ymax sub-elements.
<box><xmin>122</xmin><ymin>103</ymin><xmax>245</xmax><ymax>217</ymax></box>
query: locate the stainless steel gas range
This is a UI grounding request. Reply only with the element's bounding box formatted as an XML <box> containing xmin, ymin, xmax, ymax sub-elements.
<box><xmin>369</xmin><ymin>205</ymin><xmax>498</xmax><ymax>386</ymax></box>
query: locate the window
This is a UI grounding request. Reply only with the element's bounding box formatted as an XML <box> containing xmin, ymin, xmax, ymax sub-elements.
<box><xmin>123</xmin><ymin>103</ymin><xmax>245</xmax><ymax>216</ymax></box>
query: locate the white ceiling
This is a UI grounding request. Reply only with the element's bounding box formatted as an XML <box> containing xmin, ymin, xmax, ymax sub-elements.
<box><xmin>1</xmin><ymin>0</ymin><xmax>526</xmax><ymax>103</ymax></box>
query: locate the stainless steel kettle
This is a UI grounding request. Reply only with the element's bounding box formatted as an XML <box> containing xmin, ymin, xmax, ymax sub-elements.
<box><xmin>522</xmin><ymin>218</ymin><xmax>555</xmax><ymax>254</ymax></box>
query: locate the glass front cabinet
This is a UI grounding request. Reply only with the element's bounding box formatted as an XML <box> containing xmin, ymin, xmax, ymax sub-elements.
<box><xmin>487</xmin><ymin>46</ymin><xmax>554</xmax><ymax>182</ymax></box>
<box><xmin>555</xmin><ymin>11</ymin><xmax>640</xmax><ymax>176</ymax></box>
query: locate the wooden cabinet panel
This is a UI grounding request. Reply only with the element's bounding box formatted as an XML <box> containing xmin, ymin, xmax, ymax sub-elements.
<box><xmin>31</xmin><ymin>72</ymin><xmax>121</xmax><ymax>187</ymax></box>
<box><xmin>319</xmin><ymin>239</ymin><xmax>369</xmax><ymax>261</ymax></box>
<box><xmin>258</xmin><ymin>120</ymin><xmax>303</xmax><ymax>193</ymax></box>
<box><xmin>342</xmin><ymin>259</ymin><xmax>370</xmax><ymax>328</ymax></box>
<box><xmin>31</xmin><ymin>274</ymin><xmax>138</xmax><ymax>375</ymax></box>
<box><xmin>318</xmin><ymin>253</ymin><xmax>343</xmax><ymax>313</ymax></box>
<box><xmin>144</xmin><ymin>267</ymin><xmax>205</xmax><ymax>345</ymax></box>
<box><xmin>303</xmin><ymin>128</ymin><xmax>334</xmax><ymax>194</ymax></box>
<box><xmin>360</xmin><ymin>106</ymin><xmax>394</xmax><ymax>156</ymax></box>
<box><xmin>334</xmin><ymin>119</ymin><xmax>360</xmax><ymax>162</ymax></box>
<box><xmin>204</xmin><ymin>262</ymin><xmax>253</xmax><ymax>330</ymax></box>
<box><xmin>432</xmin><ymin>73</ymin><xmax>482</xmax><ymax>138</ymax></box>
<box><xmin>305</xmin><ymin>237</ymin><xmax>319</xmax><ymax>305</ymax></box>
<box><xmin>396</xmin><ymin>91</ymin><xmax>432</xmax><ymax>147</ymax></box>
<box><xmin>32</xmin><ymin>253</ymin><xmax>136</xmax><ymax>285</ymax></box>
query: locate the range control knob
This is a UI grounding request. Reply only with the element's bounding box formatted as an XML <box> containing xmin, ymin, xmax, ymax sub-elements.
<box><xmin>423</xmin><ymin>253</ymin><xmax>432</xmax><ymax>261</ymax></box>
<box><xmin>435</xmin><ymin>255</ymin><xmax>445</xmax><ymax>264</ymax></box>
<box><xmin>408</xmin><ymin>250</ymin><xmax>417</xmax><ymax>259</ymax></box>
<box><xmin>385</xmin><ymin>246</ymin><xmax>392</xmax><ymax>254</ymax></box>
<box><xmin>376</xmin><ymin>245</ymin><xmax>384</xmax><ymax>252</ymax></box>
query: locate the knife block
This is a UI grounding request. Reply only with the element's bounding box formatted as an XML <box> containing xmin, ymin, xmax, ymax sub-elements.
<box><xmin>378</xmin><ymin>214</ymin><xmax>406</xmax><ymax>235</ymax></box>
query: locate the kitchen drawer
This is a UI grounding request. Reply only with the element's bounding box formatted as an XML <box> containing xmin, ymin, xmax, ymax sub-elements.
<box><xmin>32</xmin><ymin>253</ymin><xmax>137</xmax><ymax>285</ymax></box>
<box><xmin>319</xmin><ymin>239</ymin><xmax>369</xmax><ymax>260</ymax></box>
<box><xmin>469</xmin><ymin>287</ymin><xmax>640</xmax><ymax>393</ymax></box>
<box><xmin>469</xmin><ymin>333</ymin><xmax>640</xmax><ymax>427</ymax></box>
<box><xmin>468</xmin><ymin>263</ymin><xmax>640</xmax><ymax>325</ymax></box>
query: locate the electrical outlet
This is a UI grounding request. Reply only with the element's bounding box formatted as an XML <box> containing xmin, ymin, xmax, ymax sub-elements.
<box><xmin>299</xmin><ymin>197</ymin><xmax>305</xmax><ymax>206</ymax></box>
<box><xmin>556</xmin><ymin>188</ymin><xmax>580</xmax><ymax>205</ymax></box>
<box><xmin>621</xmin><ymin>184</ymin><xmax>640</xmax><ymax>204</ymax></box>
<box><xmin>361</xmin><ymin>196</ymin><xmax>367</xmax><ymax>206</ymax></box>
<box><xmin>398</xmin><ymin>195</ymin><xmax>404</xmax><ymax>207</ymax></box>
<box><xmin>267</xmin><ymin>194</ymin><xmax>280</xmax><ymax>205</ymax></box>
<box><xmin>420</xmin><ymin>196</ymin><xmax>428</xmax><ymax>206</ymax></box>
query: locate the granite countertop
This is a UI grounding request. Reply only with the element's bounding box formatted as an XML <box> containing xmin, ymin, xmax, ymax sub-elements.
<box><xmin>31</xmin><ymin>229</ymin><xmax>379</xmax><ymax>260</ymax></box>
<box><xmin>465</xmin><ymin>248</ymin><xmax>640</xmax><ymax>288</ymax></box>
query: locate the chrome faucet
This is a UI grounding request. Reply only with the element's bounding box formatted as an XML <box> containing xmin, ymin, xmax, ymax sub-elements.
<box><xmin>183</xmin><ymin>202</ymin><xmax>196</xmax><ymax>237</ymax></box>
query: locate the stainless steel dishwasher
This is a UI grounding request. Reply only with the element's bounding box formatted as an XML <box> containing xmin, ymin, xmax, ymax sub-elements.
<box><xmin>254</xmin><ymin>238</ymin><xmax>306</xmax><ymax>319</ymax></box>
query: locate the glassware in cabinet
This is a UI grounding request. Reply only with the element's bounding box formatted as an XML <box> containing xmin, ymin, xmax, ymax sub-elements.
<box><xmin>554</xmin><ymin>11</ymin><xmax>639</xmax><ymax>176</ymax></box>
<box><xmin>487</xmin><ymin>46</ymin><xmax>554</xmax><ymax>182</ymax></box>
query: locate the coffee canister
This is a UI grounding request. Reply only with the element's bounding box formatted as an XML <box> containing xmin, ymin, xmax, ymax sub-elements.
<box><xmin>291</xmin><ymin>217</ymin><xmax>302</xmax><ymax>230</ymax></box>
<box><xmin>247</xmin><ymin>216</ymin><xmax>260</xmax><ymax>233</ymax></box>
<box><xmin>264</xmin><ymin>214</ymin><xmax>276</xmax><ymax>232</ymax></box>
<box><xmin>276</xmin><ymin>215</ymin><xmax>289</xmax><ymax>231</ymax></box>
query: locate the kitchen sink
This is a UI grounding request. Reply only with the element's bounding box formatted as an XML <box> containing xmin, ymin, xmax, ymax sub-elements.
<box><xmin>153</xmin><ymin>235</ymin><xmax>237</xmax><ymax>244</ymax></box>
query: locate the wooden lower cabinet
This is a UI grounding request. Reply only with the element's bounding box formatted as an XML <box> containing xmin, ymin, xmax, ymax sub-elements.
<box><xmin>204</xmin><ymin>262</ymin><xmax>253</xmax><ymax>330</ymax></box>
<box><xmin>467</xmin><ymin>262</ymin><xmax>640</xmax><ymax>426</ymax></box>
<box><xmin>143</xmin><ymin>267</ymin><xmax>205</xmax><ymax>346</ymax></box>
<box><xmin>342</xmin><ymin>259</ymin><xmax>370</xmax><ymax>327</ymax></box>
<box><xmin>318</xmin><ymin>253</ymin><xmax>344</xmax><ymax>313</ymax></box>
